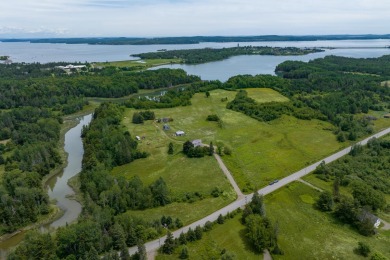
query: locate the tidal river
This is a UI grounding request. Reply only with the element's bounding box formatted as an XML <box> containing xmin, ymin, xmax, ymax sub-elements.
<box><xmin>0</xmin><ymin>114</ymin><xmax>92</xmax><ymax>257</ymax></box>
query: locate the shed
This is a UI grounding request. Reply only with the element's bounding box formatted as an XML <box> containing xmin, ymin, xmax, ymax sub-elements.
<box><xmin>175</xmin><ymin>130</ymin><xmax>185</xmax><ymax>136</ymax></box>
<box><xmin>384</xmin><ymin>113</ymin><xmax>390</xmax><ymax>118</ymax></box>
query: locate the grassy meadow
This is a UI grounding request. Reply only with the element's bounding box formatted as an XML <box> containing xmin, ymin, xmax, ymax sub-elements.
<box><xmin>156</xmin><ymin>214</ymin><xmax>261</xmax><ymax>260</ymax></box>
<box><xmin>94</xmin><ymin>58</ymin><xmax>181</xmax><ymax>69</ymax></box>
<box><xmin>245</xmin><ymin>88</ymin><xmax>289</xmax><ymax>103</ymax></box>
<box><xmin>119</xmin><ymin>88</ymin><xmax>348</xmax><ymax>192</ymax></box>
<box><xmin>124</xmin><ymin>197</ymin><xmax>234</xmax><ymax>226</ymax></box>
<box><xmin>265</xmin><ymin>181</ymin><xmax>390</xmax><ymax>259</ymax></box>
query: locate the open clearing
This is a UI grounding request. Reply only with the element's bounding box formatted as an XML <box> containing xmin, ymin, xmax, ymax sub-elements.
<box><xmin>120</xmin><ymin>88</ymin><xmax>349</xmax><ymax>192</ymax></box>
<box><xmin>156</xmin><ymin>214</ymin><xmax>261</xmax><ymax>260</ymax></box>
<box><xmin>94</xmin><ymin>58</ymin><xmax>181</xmax><ymax>69</ymax></box>
<box><xmin>265</xmin><ymin>182</ymin><xmax>390</xmax><ymax>259</ymax></box>
<box><xmin>246</xmin><ymin>88</ymin><xmax>289</xmax><ymax>103</ymax></box>
<box><xmin>123</xmin><ymin>196</ymin><xmax>234</xmax><ymax>226</ymax></box>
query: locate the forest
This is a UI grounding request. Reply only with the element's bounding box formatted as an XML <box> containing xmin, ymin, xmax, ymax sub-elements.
<box><xmin>132</xmin><ymin>46</ymin><xmax>323</xmax><ymax>64</ymax></box>
<box><xmin>0</xmin><ymin>63</ymin><xmax>200</xmax><ymax>113</ymax></box>
<box><xmin>3</xmin><ymin>34</ymin><xmax>390</xmax><ymax>45</ymax></box>
<box><xmin>0</xmin><ymin>63</ymin><xmax>199</xmax><ymax>236</ymax></box>
<box><xmin>314</xmin><ymin>136</ymin><xmax>390</xmax><ymax>236</ymax></box>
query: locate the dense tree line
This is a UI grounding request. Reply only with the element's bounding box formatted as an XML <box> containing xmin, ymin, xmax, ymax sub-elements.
<box><xmin>242</xmin><ymin>193</ymin><xmax>282</xmax><ymax>255</ymax></box>
<box><xmin>0</xmin><ymin>108</ymin><xmax>62</xmax><ymax>233</ymax></box>
<box><xmin>224</xmin><ymin>55</ymin><xmax>390</xmax><ymax>140</ymax></box>
<box><xmin>5</xmin><ymin>34</ymin><xmax>390</xmax><ymax>45</ymax></box>
<box><xmin>314</xmin><ymin>136</ymin><xmax>390</xmax><ymax>236</ymax></box>
<box><xmin>227</xmin><ymin>89</ymin><xmax>325</xmax><ymax>122</ymax></box>
<box><xmin>7</xmin><ymin>103</ymin><xmax>175</xmax><ymax>258</ymax></box>
<box><xmin>133</xmin><ymin>46</ymin><xmax>323</xmax><ymax>64</ymax></box>
<box><xmin>0</xmin><ymin>63</ymin><xmax>200</xmax><ymax>113</ymax></box>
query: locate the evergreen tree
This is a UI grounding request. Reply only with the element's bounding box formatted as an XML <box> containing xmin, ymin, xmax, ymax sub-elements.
<box><xmin>217</xmin><ymin>214</ymin><xmax>224</xmax><ymax>224</ymax></box>
<box><xmin>162</xmin><ymin>231</ymin><xmax>176</xmax><ymax>255</ymax></box>
<box><xmin>132</xmin><ymin>112</ymin><xmax>144</xmax><ymax>124</ymax></box>
<box><xmin>137</xmin><ymin>242</ymin><xmax>147</xmax><ymax>260</ymax></box>
<box><xmin>194</xmin><ymin>225</ymin><xmax>203</xmax><ymax>240</ymax></box>
<box><xmin>178</xmin><ymin>232</ymin><xmax>187</xmax><ymax>245</ymax></box>
<box><xmin>120</xmin><ymin>241</ymin><xmax>131</xmax><ymax>260</ymax></box>
<box><xmin>209</xmin><ymin>142</ymin><xmax>214</xmax><ymax>155</ymax></box>
<box><xmin>179</xmin><ymin>246</ymin><xmax>189</xmax><ymax>259</ymax></box>
<box><xmin>168</xmin><ymin>142</ymin><xmax>174</xmax><ymax>154</ymax></box>
<box><xmin>316</xmin><ymin>191</ymin><xmax>334</xmax><ymax>212</ymax></box>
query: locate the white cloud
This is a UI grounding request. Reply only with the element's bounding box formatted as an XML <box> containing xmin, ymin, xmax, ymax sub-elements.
<box><xmin>0</xmin><ymin>0</ymin><xmax>389</xmax><ymax>37</ymax></box>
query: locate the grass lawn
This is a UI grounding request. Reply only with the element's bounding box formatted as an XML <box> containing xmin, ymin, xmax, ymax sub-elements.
<box><xmin>113</xmin><ymin>152</ymin><xmax>235</xmax><ymax>200</ymax></box>
<box><xmin>245</xmin><ymin>88</ymin><xmax>289</xmax><ymax>103</ymax></box>
<box><xmin>265</xmin><ymin>182</ymin><xmax>390</xmax><ymax>259</ymax></box>
<box><xmin>94</xmin><ymin>58</ymin><xmax>181</xmax><ymax>69</ymax></box>
<box><xmin>156</xmin><ymin>214</ymin><xmax>261</xmax><ymax>260</ymax></box>
<box><xmin>125</xmin><ymin>196</ymin><xmax>234</xmax><ymax>226</ymax></box>
<box><xmin>302</xmin><ymin>174</ymin><xmax>352</xmax><ymax>197</ymax></box>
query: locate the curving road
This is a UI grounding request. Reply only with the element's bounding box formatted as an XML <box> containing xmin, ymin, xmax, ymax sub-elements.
<box><xmin>128</xmin><ymin>126</ymin><xmax>390</xmax><ymax>257</ymax></box>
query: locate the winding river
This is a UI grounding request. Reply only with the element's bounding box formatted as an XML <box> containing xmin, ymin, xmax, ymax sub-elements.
<box><xmin>0</xmin><ymin>114</ymin><xmax>92</xmax><ymax>256</ymax></box>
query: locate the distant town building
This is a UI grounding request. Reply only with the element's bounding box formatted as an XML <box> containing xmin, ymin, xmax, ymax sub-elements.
<box><xmin>56</xmin><ymin>64</ymin><xmax>86</xmax><ymax>70</ymax></box>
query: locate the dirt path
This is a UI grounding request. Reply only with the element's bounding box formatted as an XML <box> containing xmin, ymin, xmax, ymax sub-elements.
<box><xmin>213</xmin><ymin>152</ymin><xmax>244</xmax><ymax>199</ymax></box>
<box><xmin>296</xmin><ymin>179</ymin><xmax>323</xmax><ymax>192</ymax></box>
<box><xmin>147</xmin><ymin>250</ymin><xmax>157</xmax><ymax>260</ymax></box>
<box><xmin>380</xmin><ymin>219</ymin><xmax>390</xmax><ymax>230</ymax></box>
<box><xmin>263</xmin><ymin>249</ymin><xmax>272</xmax><ymax>260</ymax></box>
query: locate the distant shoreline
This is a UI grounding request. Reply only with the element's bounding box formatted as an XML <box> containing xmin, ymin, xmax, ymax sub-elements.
<box><xmin>1</xmin><ymin>34</ymin><xmax>390</xmax><ymax>45</ymax></box>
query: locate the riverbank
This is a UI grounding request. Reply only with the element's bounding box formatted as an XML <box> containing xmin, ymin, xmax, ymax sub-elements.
<box><xmin>0</xmin><ymin>108</ymin><xmax>95</xmax><ymax>253</ymax></box>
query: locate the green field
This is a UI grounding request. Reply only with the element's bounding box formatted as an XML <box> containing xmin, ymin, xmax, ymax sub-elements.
<box><xmin>302</xmin><ymin>174</ymin><xmax>352</xmax><ymax>197</ymax></box>
<box><xmin>156</xmin><ymin>214</ymin><xmax>261</xmax><ymax>260</ymax></box>
<box><xmin>265</xmin><ymin>182</ymin><xmax>390</xmax><ymax>259</ymax></box>
<box><xmin>113</xmin><ymin>151</ymin><xmax>235</xmax><ymax>200</ymax></box>
<box><xmin>119</xmin><ymin>88</ymin><xmax>348</xmax><ymax>192</ymax></box>
<box><xmin>245</xmin><ymin>88</ymin><xmax>289</xmax><ymax>103</ymax></box>
<box><xmin>124</xmin><ymin>197</ymin><xmax>234</xmax><ymax>226</ymax></box>
<box><xmin>94</xmin><ymin>58</ymin><xmax>181</xmax><ymax>69</ymax></box>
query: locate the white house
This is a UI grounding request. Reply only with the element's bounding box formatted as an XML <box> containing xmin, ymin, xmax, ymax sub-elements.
<box><xmin>191</xmin><ymin>139</ymin><xmax>202</xmax><ymax>147</ymax></box>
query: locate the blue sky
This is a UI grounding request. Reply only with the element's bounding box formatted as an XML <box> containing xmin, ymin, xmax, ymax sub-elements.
<box><xmin>0</xmin><ymin>0</ymin><xmax>389</xmax><ymax>38</ymax></box>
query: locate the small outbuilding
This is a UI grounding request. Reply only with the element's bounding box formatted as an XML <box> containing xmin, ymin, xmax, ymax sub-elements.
<box><xmin>384</xmin><ymin>113</ymin><xmax>390</xmax><ymax>119</ymax></box>
<box><xmin>136</xmin><ymin>136</ymin><xmax>141</xmax><ymax>141</ymax></box>
<box><xmin>175</xmin><ymin>130</ymin><xmax>185</xmax><ymax>136</ymax></box>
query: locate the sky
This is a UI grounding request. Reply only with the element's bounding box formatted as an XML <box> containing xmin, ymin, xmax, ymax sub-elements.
<box><xmin>0</xmin><ymin>0</ymin><xmax>389</xmax><ymax>38</ymax></box>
